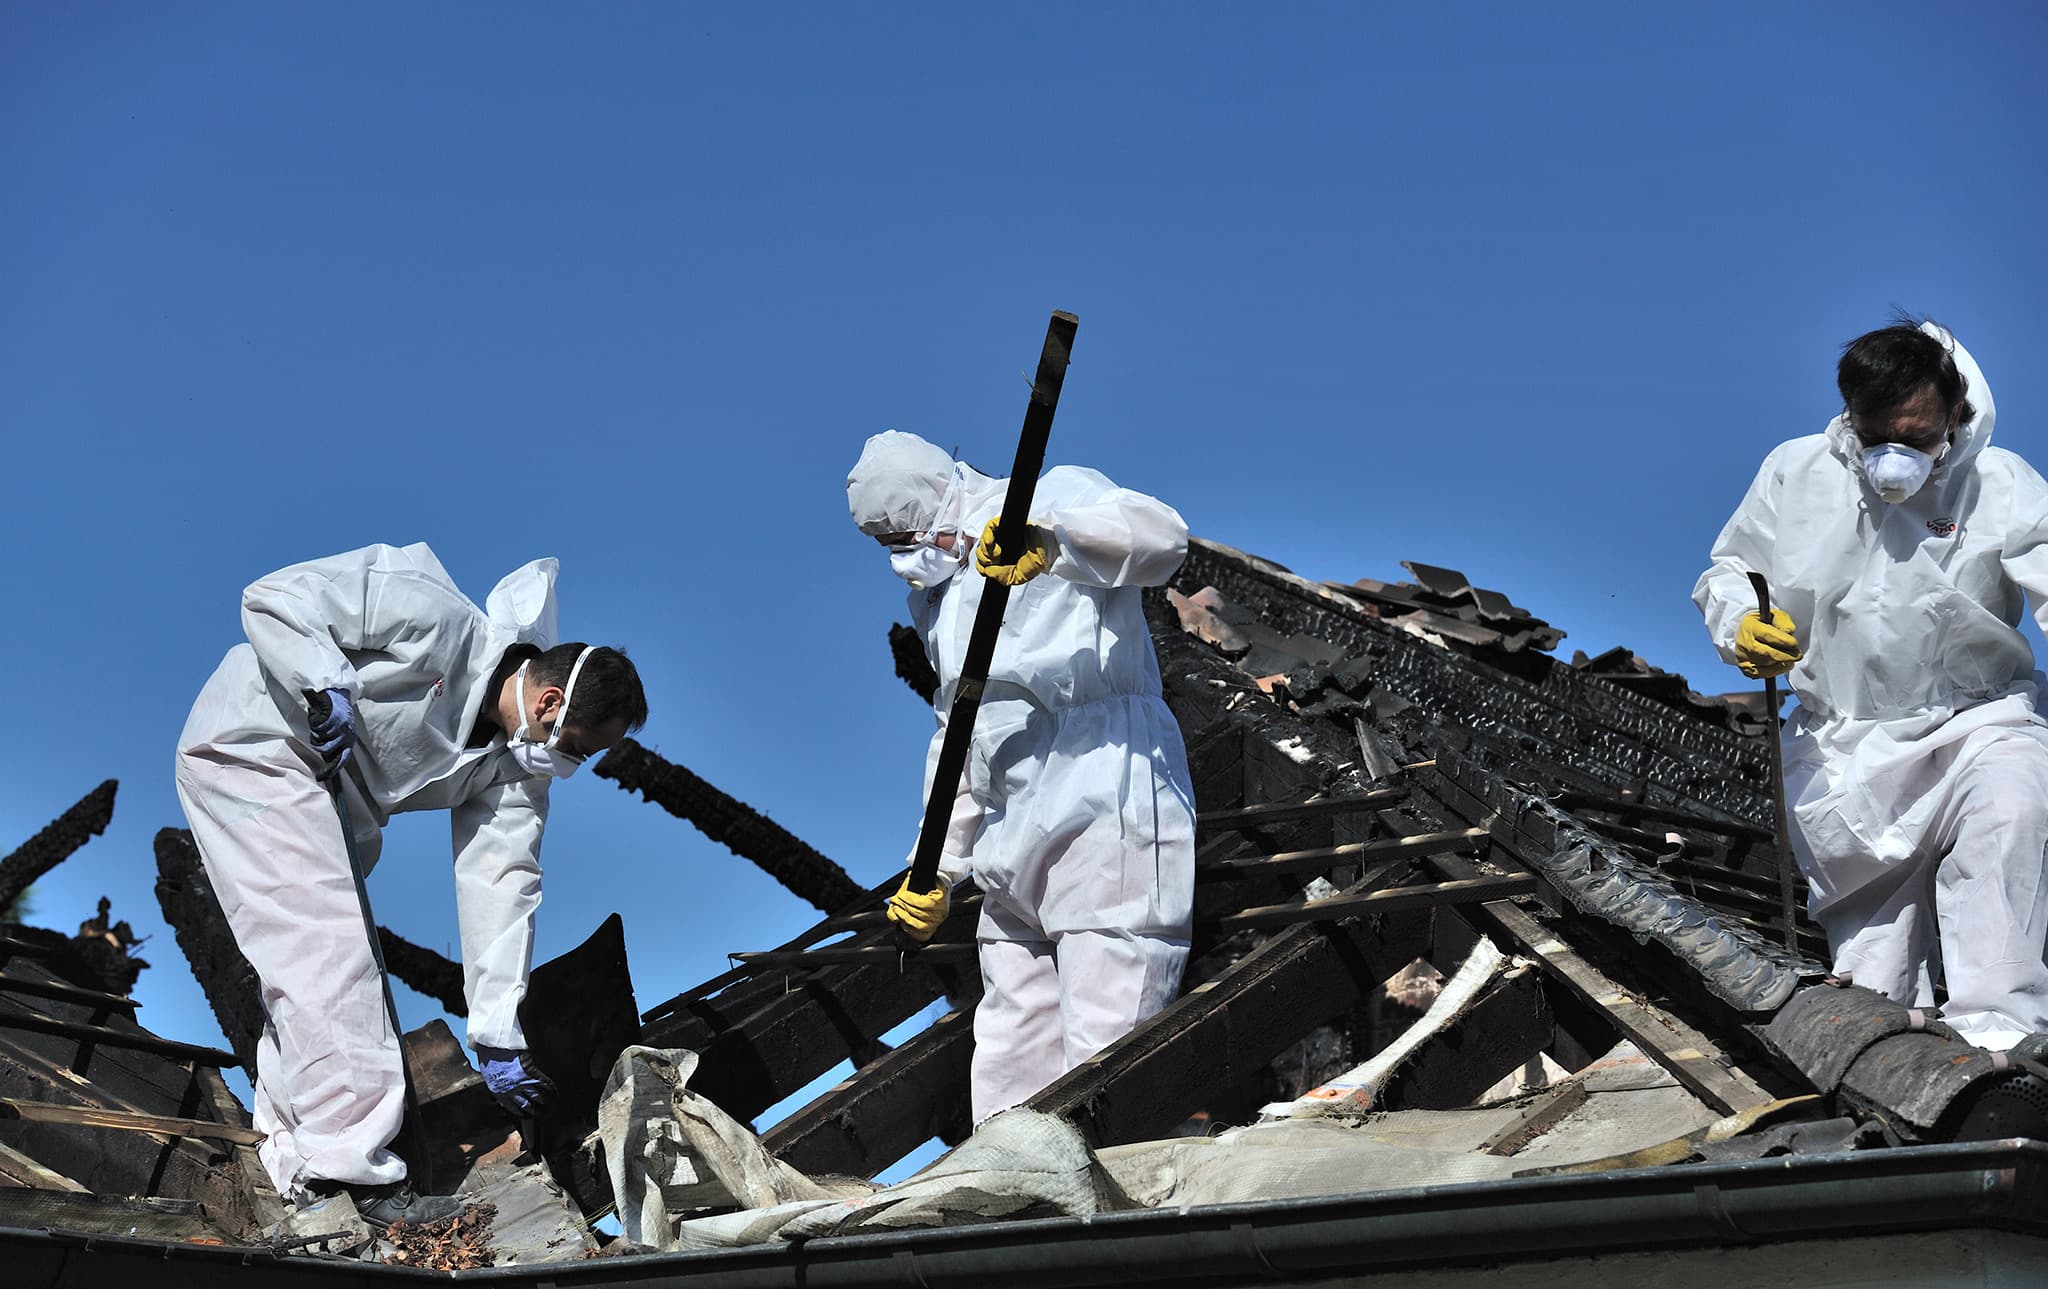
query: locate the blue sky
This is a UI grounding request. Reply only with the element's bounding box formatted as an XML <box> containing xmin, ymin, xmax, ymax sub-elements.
<box><xmin>4</xmin><ymin>3</ymin><xmax>2046</xmax><ymax>1147</ymax></box>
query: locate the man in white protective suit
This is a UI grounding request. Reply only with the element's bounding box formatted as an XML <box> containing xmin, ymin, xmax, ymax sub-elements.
<box><xmin>1695</xmin><ymin>318</ymin><xmax>2048</xmax><ymax>1059</ymax></box>
<box><xmin>174</xmin><ymin>543</ymin><xmax>648</xmax><ymax>1224</ymax></box>
<box><xmin>846</xmin><ymin>431</ymin><xmax>1197</xmax><ymax>1121</ymax></box>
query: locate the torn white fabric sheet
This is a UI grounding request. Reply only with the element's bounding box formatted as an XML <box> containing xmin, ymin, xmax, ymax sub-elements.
<box><xmin>595</xmin><ymin>1046</ymin><xmax>870</xmax><ymax>1251</ymax></box>
<box><xmin>1260</xmin><ymin>936</ymin><xmax>1508</xmax><ymax>1119</ymax></box>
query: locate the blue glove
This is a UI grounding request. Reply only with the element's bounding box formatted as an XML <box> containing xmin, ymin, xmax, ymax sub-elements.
<box><xmin>475</xmin><ymin>1046</ymin><xmax>557</xmax><ymax>1117</ymax></box>
<box><xmin>305</xmin><ymin>688</ymin><xmax>357</xmax><ymax>771</ymax></box>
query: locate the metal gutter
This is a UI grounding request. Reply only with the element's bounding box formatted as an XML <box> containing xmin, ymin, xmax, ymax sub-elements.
<box><xmin>9</xmin><ymin>1139</ymin><xmax>2048</xmax><ymax>1288</ymax></box>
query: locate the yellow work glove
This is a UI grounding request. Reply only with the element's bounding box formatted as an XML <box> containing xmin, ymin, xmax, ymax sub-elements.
<box><xmin>886</xmin><ymin>874</ymin><xmax>953</xmax><ymax>943</ymax></box>
<box><xmin>974</xmin><ymin>517</ymin><xmax>1056</xmax><ymax>587</ymax></box>
<box><xmin>1735</xmin><ymin>609</ymin><xmax>1801</xmax><ymax>679</ymax></box>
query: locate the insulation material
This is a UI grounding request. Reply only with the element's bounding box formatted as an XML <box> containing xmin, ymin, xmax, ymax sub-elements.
<box><xmin>595</xmin><ymin>1046</ymin><xmax>870</xmax><ymax>1251</ymax></box>
<box><xmin>672</xmin><ymin>1108</ymin><xmax>1130</xmax><ymax>1249</ymax></box>
<box><xmin>1260</xmin><ymin>936</ymin><xmax>1508</xmax><ymax>1119</ymax></box>
<box><xmin>1098</xmin><ymin>1045</ymin><xmax>1721</xmax><ymax>1207</ymax></box>
<box><xmin>1099</xmin><ymin>1117</ymin><xmax>1524</xmax><ymax>1206</ymax></box>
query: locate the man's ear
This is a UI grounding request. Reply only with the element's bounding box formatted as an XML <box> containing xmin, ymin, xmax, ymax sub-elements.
<box><xmin>535</xmin><ymin>686</ymin><xmax>567</xmax><ymax>721</ymax></box>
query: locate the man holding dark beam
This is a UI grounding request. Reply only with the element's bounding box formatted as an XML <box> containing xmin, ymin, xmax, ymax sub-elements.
<box><xmin>847</xmin><ymin>430</ymin><xmax>1197</xmax><ymax>1120</ymax></box>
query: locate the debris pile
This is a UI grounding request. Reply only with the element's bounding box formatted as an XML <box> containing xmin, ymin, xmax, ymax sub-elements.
<box><xmin>381</xmin><ymin>1203</ymin><xmax>497</xmax><ymax>1271</ymax></box>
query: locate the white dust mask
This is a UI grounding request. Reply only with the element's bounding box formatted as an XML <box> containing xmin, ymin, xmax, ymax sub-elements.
<box><xmin>891</xmin><ymin>538</ymin><xmax>963</xmax><ymax>588</ymax></box>
<box><xmin>1861</xmin><ymin>442</ymin><xmax>1942</xmax><ymax>504</ymax></box>
<box><xmin>506</xmin><ymin>647</ymin><xmax>595</xmax><ymax>779</ymax></box>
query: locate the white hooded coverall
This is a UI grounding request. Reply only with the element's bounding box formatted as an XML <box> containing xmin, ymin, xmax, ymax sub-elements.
<box><xmin>175</xmin><ymin>543</ymin><xmax>559</xmax><ymax>1194</ymax></box>
<box><xmin>848</xmin><ymin>433</ymin><xmax>1197</xmax><ymax>1121</ymax></box>
<box><xmin>1694</xmin><ymin>326</ymin><xmax>2048</xmax><ymax>1050</ymax></box>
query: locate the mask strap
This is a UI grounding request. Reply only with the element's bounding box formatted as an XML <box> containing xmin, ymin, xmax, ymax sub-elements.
<box><xmin>918</xmin><ymin>463</ymin><xmax>967</xmax><ymax>542</ymax></box>
<box><xmin>545</xmin><ymin>646</ymin><xmax>599</xmax><ymax>750</ymax></box>
<box><xmin>513</xmin><ymin>661</ymin><xmax>534</xmax><ymax>742</ymax></box>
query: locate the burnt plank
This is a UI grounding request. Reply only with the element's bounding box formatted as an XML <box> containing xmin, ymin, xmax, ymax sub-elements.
<box><xmin>732</xmin><ymin>945</ymin><xmax>977</xmax><ymax>968</ymax></box>
<box><xmin>1198</xmin><ymin>828</ymin><xmax>1487</xmax><ymax>882</ymax></box>
<box><xmin>1026</xmin><ymin>904</ymin><xmax>1432</xmax><ymax>1146</ymax></box>
<box><xmin>763</xmin><ymin>1006</ymin><xmax>975</xmax><ymax>1180</ymax></box>
<box><xmin>645</xmin><ymin>952</ymin><xmax>977</xmax><ymax>1124</ymax></box>
<box><xmin>0</xmin><ymin>1005</ymin><xmax>238</xmax><ymax>1067</ymax></box>
<box><xmin>1423</xmin><ymin>852</ymin><xmax>1773</xmax><ymax>1116</ymax></box>
<box><xmin>0</xmin><ymin>782</ymin><xmax>117</xmax><ymax>916</ymax></box>
<box><xmin>596</xmin><ymin>738</ymin><xmax>866</xmax><ymax>915</ymax></box>
<box><xmin>1213</xmin><ymin>874</ymin><xmax>1536</xmax><ymax>934</ymax></box>
<box><xmin>1196</xmin><ymin>789</ymin><xmax>1410</xmax><ymax>835</ymax></box>
<box><xmin>152</xmin><ymin>829</ymin><xmax>263</xmax><ymax>1071</ymax></box>
<box><xmin>639</xmin><ymin>871</ymin><xmax>910</xmax><ymax>1023</ymax></box>
<box><xmin>1481</xmin><ymin>1079</ymin><xmax>1590</xmax><ymax>1156</ymax></box>
<box><xmin>0</xmin><ymin>1096</ymin><xmax>263</xmax><ymax>1146</ymax></box>
<box><xmin>0</xmin><ymin>1136</ymin><xmax>86</xmax><ymax>1191</ymax></box>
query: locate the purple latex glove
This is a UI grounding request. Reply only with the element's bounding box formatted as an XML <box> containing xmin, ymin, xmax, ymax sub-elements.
<box><xmin>475</xmin><ymin>1046</ymin><xmax>557</xmax><ymax>1117</ymax></box>
<box><xmin>305</xmin><ymin>687</ymin><xmax>358</xmax><ymax>772</ymax></box>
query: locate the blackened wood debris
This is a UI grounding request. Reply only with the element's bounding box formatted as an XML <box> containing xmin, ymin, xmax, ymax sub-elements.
<box><xmin>0</xmin><ymin>780</ymin><xmax>117</xmax><ymax>917</ymax></box>
<box><xmin>595</xmin><ymin>738</ymin><xmax>866</xmax><ymax>914</ymax></box>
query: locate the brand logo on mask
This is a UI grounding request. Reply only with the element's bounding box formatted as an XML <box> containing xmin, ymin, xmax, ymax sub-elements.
<box><xmin>1926</xmin><ymin>518</ymin><xmax>1957</xmax><ymax>538</ymax></box>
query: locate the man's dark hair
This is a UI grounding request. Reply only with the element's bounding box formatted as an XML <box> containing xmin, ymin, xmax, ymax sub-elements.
<box><xmin>533</xmin><ymin>642</ymin><xmax>649</xmax><ymax>733</ymax></box>
<box><xmin>1838</xmin><ymin>313</ymin><xmax>1977</xmax><ymax>428</ymax></box>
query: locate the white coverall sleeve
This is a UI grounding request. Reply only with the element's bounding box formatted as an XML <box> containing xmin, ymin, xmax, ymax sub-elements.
<box><xmin>908</xmin><ymin>710</ymin><xmax>978</xmax><ymax>886</ymax></box>
<box><xmin>1692</xmin><ymin>447</ymin><xmax>1787</xmax><ymax>663</ymax></box>
<box><xmin>1035</xmin><ymin>465</ymin><xmax>1189</xmax><ymax>589</ymax></box>
<box><xmin>451</xmin><ymin>775</ymin><xmax>549</xmax><ymax>1051</ymax></box>
<box><xmin>1998</xmin><ymin>461</ymin><xmax>2048</xmax><ymax>637</ymax></box>
<box><xmin>240</xmin><ymin>544</ymin><xmax>419</xmax><ymax>698</ymax></box>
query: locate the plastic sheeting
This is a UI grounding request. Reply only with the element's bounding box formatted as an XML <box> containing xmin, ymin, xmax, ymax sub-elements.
<box><xmin>591</xmin><ymin>1041</ymin><xmax>1752</xmax><ymax>1251</ymax></box>
<box><xmin>671</xmin><ymin>1108</ymin><xmax>1132</xmax><ymax>1249</ymax></box>
<box><xmin>595</xmin><ymin>1046</ymin><xmax>872</xmax><ymax>1251</ymax></box>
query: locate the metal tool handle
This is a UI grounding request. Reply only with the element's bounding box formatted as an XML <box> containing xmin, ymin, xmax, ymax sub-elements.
<box><xmin>904</xmin><ymin>311</ymin><xmax>1079</xmax><ymax>896</ymax></box>
<box><xmin>1746</xmin><ymin>572</ymin><xmax>1802</xmax><ymax>953</ymax></box>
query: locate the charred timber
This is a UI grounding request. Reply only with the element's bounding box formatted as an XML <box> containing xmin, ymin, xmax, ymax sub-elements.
<box><xmin>0</xmin><ymin>781</ymin><xmax>117</xmax><ymax>916</ymax></box>
<box><xmin>890</xmin><ymin>623</ymin><xmax>940</xmax><ymax>704</ymax></box>
<box><xmin>378</xmin><ymin>927</ymin><xmax>467</xmax><ymax>1018</ymax></box>
<box><xmin>596</xmin><ymin>738</ymin><xmax>866</xmax><ymax>915</ymax></box>
<box><xmin>153</xmin><ymin>829</ymin><xmax>263</xmax><ymax>1070</ymax></box>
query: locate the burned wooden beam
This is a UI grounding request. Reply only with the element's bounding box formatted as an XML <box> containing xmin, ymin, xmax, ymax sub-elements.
<box><xmin>730</xmin><ymin>944</ymin><xmax>977</xmax><ymax>968</ymax></box>
<box><xmin>1419</xmin><ymin>849</ymin><xmax>1776</xmax><ymax>1117</ymax></box>
<box><xmin>519</xmin><ymin>913</ymin><xmax>639</xmax><ymax>1214</ymax></box>
<box><xmin>1025</xmin><ymin>892</ymin><xmax>1433</xmax><ymax>1147</ymax></box>
<box><xmin>1481</xmin><ymin>1079</ymin><xmax>1589</xmax><ymax>1156</ymax></box>
<box><xmin>0</xmin><ymin>972</ymin><xmax>136</xmax><ymax>1015</ymax></box>
<box><xmin>0</xmin><ymin>1095</ymin><xmax>264</xmax><ymax>1146</ymax></box>
<box><xmin>1197</xmin><ymin>828</ymin><xmax>1488</xmax><ymax>882</ymax></box>
<box><xmin>1195</xmin><ymin>789</ymin><xmax>1410</xmax><ymax>835</ymax></box>
<box><xmin>595</xmin><ymin>738</ymin><xmax>867</xmax><ymax>915</ymax></box>
<box><xmin>763</xmin><ymin>1005</ymin><xmax>975</xmax><ymax>1179</ymax></box>
<box><xmin>0</xmin><ymin>950</ymin><xmax>259</xmax><ymax>1232</ymax></box>
<box><xmin>152</xmin><ymin>829</ymin><xmax>262</xmax><ymax>1070</ymax></box>
<box><xmin>644</xmin><ymin>945</ymin><xmax>978</xmax><ymax>1126</ymax></box>
<box><xmin>0</xmin><ymin>781</ymin><xmax>117</xmax><ymax>918</ymax></box>
<box><xmin>0</xmin><ymin>1007</ymin><xmax>240</xmax><ymax>1068</ymax></box>
<box><xmin>1212</xmin><ymin>874</ymin><xmax>1537</xmax><ymax>934</ymax></box>
<box><xmin>378</xmin><ymin>926</ymin><xmax>467</xmax><ymax>1018</ymax></box>
<box><xmin>637</xmin><ymin>872</ymin><xmax>913</xmax><ymax>1031</ymax></box>
<box><xmin>890</xmin><ymin>622</ymin><xmax>939</xmax><ymax>704</ymax></box>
